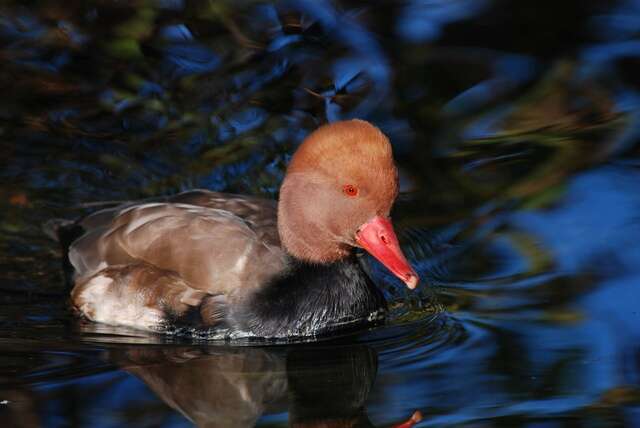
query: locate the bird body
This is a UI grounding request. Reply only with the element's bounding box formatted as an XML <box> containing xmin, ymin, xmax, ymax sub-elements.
<box><xmin>58</xmin><ymin>120</ymin><xmax>419</xmax><ymax>338</ymax></box>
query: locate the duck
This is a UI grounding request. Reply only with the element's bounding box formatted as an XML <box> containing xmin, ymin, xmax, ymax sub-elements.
<box><xmin>54</xmin><ymin>119</ymin><xmax>419</xmax><ymax>338</ymax></box>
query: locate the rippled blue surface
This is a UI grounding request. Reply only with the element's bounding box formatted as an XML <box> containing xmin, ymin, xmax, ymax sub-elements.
<box><xmin>2</xmin><ymin>1</ymin><xmax>640</xmax><ymax>426</ymax></box>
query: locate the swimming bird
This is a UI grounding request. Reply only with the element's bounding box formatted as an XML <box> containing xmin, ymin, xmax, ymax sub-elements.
<box><xmin>56</xmin><ymin>119</ymin><xmax>419</xmax><ymax>338</ymax></box>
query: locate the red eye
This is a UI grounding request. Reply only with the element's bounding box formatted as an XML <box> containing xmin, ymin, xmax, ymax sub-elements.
<box><xmin>342</xmin><ymin>184</ymin><xmax>359</xmax><ymax>197</ymax></box>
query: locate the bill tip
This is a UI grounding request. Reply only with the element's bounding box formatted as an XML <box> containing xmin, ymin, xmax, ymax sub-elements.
<box><xmin>405</xmin><ymin>274</ymin><xmax>419</xmax><ymax>289</ymax></box>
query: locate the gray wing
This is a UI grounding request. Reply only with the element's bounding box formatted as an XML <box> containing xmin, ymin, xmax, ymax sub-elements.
<box><xmin>67</xmin><ymin>191</ymin><xmax>286</xmax><ymax>331</ymax></box>
<box><xmin>78</xmin><ymin>189</ymin><xmax>280</xmax><ymax>247</ymax></box>
<box><xmin>70</xmin><ymin>198</ymin><xmax>285</xmax><ymax>295</ymax></box>
<box><xmin>68</xmin><ymin>191</ymin><xmax>285</xmax><ymax>330</ymax></box>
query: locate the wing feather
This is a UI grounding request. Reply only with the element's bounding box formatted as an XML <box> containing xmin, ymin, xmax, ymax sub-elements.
<box><xmin>69</xmin><ymin>197</ymin><xmax>286</xmax><ymax>296</ymax></box>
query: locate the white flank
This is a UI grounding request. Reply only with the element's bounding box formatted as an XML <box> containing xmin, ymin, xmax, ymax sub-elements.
<box><xmin>78</xmin><ymin>275</ymin><xmax>162</xmax><ymax>331</ymax></box>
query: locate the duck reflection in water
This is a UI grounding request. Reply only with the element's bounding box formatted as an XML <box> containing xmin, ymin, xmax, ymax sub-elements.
<box><xmin>109</xmin><ymin>344</ymin><xmax>421</xmax><ymax>428</ymax></box>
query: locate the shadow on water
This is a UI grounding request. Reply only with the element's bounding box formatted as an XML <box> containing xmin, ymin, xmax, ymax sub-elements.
<box><xmin>2</xmin><ymin>0</ymin><xmax>640</xmax><ymax>426</ymax></box>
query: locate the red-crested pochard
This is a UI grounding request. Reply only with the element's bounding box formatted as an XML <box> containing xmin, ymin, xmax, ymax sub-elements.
<box><xmin>53</xmin><ymin>119</ymin><xmax>419</xmax><ymax>338</ymax></box>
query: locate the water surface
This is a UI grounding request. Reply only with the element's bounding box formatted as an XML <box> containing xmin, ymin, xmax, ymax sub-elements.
<box><xmin>2</xmin><ymin>0</ymin><xmax>640</xmax><ymax>426</ymax></box>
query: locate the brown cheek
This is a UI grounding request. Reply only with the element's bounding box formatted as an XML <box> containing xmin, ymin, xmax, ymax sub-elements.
<box><xmin>350</xmin><ymin>202</ymin><xmax>377</xmax><ymax>231</ymax></box>
<box><xmin>381</xmin><ymin>203</ymin><xmax>393</xmax><ymax>217</ymax></box>
<box><xmin>379</xmin><ymin>194</ymin><xmax>396</xmax><ymax>216</ymax></box>
<box><xmin>324</xmin><ymin>204</ymin><xmax>353</xmax><ymax>237</ymax></box>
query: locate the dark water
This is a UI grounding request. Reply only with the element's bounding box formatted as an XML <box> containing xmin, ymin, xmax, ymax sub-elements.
<box><xmin>2</xmin><ymin>0</ymin><xmax>640</xmax><ymax>426</ymax></box>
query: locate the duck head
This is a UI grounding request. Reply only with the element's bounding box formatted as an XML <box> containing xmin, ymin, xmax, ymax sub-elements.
<box><xmin>278</xmin><ymin>119</ymin><xmax>419</xmax><ymax>289</ymax></box>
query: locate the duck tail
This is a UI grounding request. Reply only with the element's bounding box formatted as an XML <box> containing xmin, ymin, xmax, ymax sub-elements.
<box><xmin>43</xmin><ymin>218</ymin><xmax>72</xmax><ymax>242</ymax></box>
<box><xmin>42</xmin><ymin>218</ymin><xmax>84</xmax><ymax>246</ymax></box>
<box><xmin>43</xmin><ymin>219</ymin><xmax>86</xmax><ymax>286</ymax></box>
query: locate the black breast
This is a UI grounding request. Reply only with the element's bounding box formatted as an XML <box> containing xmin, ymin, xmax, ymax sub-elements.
<box><xmin>232</xmin><ymin>254</ymin><xmax>387</xmax><ymax>338</ymax></box>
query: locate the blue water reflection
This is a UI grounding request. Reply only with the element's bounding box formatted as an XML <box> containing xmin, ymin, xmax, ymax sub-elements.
<box><xmin>2</xmin><ymin>0</ymin><xmax>640</xmax><ymax>426</ymax></box>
